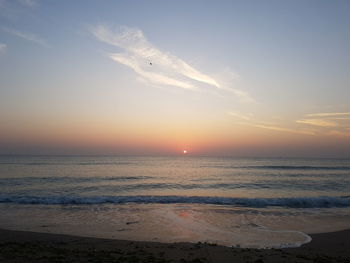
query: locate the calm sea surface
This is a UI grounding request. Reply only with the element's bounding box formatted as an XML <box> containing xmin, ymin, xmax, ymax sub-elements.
<box><xmin>0</xmin><ymin>156</ymin><xmax>350</xmax><ymax>248</ymax></box>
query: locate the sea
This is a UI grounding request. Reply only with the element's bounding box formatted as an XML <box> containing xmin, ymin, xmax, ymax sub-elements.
<box><xmin>0</xmin><ymin>155</ymin><xmax>349</xmax><ymax>248</ymax></box>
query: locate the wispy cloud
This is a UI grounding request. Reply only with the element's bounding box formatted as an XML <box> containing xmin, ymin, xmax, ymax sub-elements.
<box><xmin>18</xmin><ymin>0</ymin><xmax>37</xmax><ymax>7</ymax></box>
<box><xmin>228</xmin><ymin>110</ymin><xmax>350</xmax><ymax>137</ymax></box>
<box><xmin>296</xmin><ymin>119</ymin><xmax>338</xmax><ymax>127</ymax></box>
<box><xmin>0</xmin><ymin>0</ymin><xmax>37</xmax><ymax>20</ymax></box>
<box><xmin>330</xmin><ymin>117</ymin><xmax>350</xmax><ymax>120</ymax></box>
<box><xmin>110</xmin><ymin>52</ymin><xmax>197</xmax><ymax>90</ymax></box>
<box><xmin>297</xmin><ymin>112</ymin><xmax>350</xmax><ymax>128</ymax></box>
<box><xmin>249</xmin><ymin>123</ymin><xmax>315</xmax><ymax>135</ymax></box>
<box><xmin>2</xmin><ymin>26</ymin><xmax>50</xmax><ymax>47</ymax></box>
<box><xmin>295</xmin><ymin>112</ymin><xmax>350</xmax><ymax>136</ymax></box>
<box><xmin>228</xmin><ymin>111</ymin><xmax>253</xmax><ymax>121</ymax></box>
<box><xmin>326</xmin><ymin>130</ymin><xmax>350</xmax><ymax>137</ymax></box>
<box><xmin>228</xmin><ymin>111</ymin><xmax>315</xmax><ymax>135</ymax></box>
<box><xmin>90</xmin><ymin>25</ymin><xmax>253</xmax><ymax>100</ymax></box>
<box><xmin>0</xmin><ymin>43</ymin><xmax>7</xmax><ymax>53</ymax></box>
<box><xmin>306</xmin><ymin>112</ymin><xmax>350</xmax><ymax>117</ymax></box>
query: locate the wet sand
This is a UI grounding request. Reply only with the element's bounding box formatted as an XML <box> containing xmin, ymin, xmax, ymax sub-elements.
<box><xmin>0</xmin><ymin>228</ymin><xmax>349</xmax><ymax>262</ymax></box>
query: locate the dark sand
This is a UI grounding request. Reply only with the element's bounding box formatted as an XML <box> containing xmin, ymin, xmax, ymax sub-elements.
<box><xmin>1</xmin><ymin>228</ymin><xmax>350</xmax><ymax>262</ymax></box>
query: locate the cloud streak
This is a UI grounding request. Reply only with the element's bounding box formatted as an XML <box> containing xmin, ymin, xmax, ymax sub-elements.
<box><xmin>297</xmin><ymin>112</ymin><xmax>350</xmax><ymax>130</ymax></box>
<box><xmin>306</xmin><ymin>112</ymin><xmax>350</xmax><ymax>117</ymax></box>
<box><xmin>110</xmin><ymin>52</ymin><xmax>197</xmax><ymax>90</ymax></box>
<box><xmin>228</xmin><ymin>111</ymin><xmax>315</xmax><ymax>135</ymax></box>
<box><xmin>249</xmin><ymin>123</ymin><xmax>315</xmax><ymax>135</ymax></box>
<box><xmin>326</xmin><ymin>130</ymin><xmax>350</xmax><ymax>137</ymax></box>
<box><xmin>90</xmin><ymin>25</ymin><xmax>253</xmax><ymax>100</ymax></box>
<box><xmin>18</xmin><ymin>0</ymin><xmax>37</xmax><ymax>7</ymax></box>
<box><xmin>296</xmin><ymin>119</ymin><xmax>338</xmax><ymax>127</ymax></box>
<box><xmin>294</xmin><ymin>112</ymin><xmax>350</xmax><ymax>136</ymax></box>
<box><xmin>0</xmin><ymin>43</ymin><xmax>6</xmax><ymax>53</ymax></box>
<box><xmin>2</xmin><ymin>27</ymin><xmax>50</xmax><ymax>47</ymax></box>
<box><xmin>228</xmin><ymin>111</ymin><xmax>253</xmax><ymax>121</ymax></box>
<box><xmin>228</xmin><ymin>110</ymin><xmax>350</xmax><ymax>137</ymax></box>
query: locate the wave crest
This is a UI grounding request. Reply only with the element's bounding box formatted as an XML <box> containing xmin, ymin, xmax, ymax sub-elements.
<box><xmin>0</xmin><ymin>195</ymin><xmax>349</xmax><ymax>208</ymax></box>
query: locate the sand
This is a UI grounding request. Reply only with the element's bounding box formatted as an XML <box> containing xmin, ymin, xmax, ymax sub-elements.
<box><xmin>0</xmin><ymin>228</ymin><xmax>350</xmax><ymax>262</ymax></box>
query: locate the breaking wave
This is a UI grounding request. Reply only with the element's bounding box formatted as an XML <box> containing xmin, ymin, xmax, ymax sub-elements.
<box><xmin>0</xmin><ymin>195</ymin><xmax>349</xmax><ymax>208</ymax></box>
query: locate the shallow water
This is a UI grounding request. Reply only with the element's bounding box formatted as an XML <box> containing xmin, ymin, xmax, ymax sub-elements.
<box><xmin>0</xmin><ymin>156</ymin><xmax>349</xmax><ymax>248</ymax></box>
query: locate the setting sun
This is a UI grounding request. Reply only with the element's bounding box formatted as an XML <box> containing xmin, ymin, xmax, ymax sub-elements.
<box><xmin>183</xmin><ymin>150</ymin><xmax>187</xmax><ymax>154</ymax></box>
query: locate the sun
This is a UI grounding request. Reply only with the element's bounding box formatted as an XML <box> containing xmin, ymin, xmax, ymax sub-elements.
<box><xmin>183</xmin><ymin>150</ymin><xmax>187</xmax><ymax>154</ymax></box>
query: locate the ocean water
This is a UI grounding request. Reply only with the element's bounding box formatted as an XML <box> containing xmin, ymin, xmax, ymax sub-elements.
<box><xmin>0</xmin><ymin>155</ymin><xmax>349</xmax><ymax>248</ymax></box>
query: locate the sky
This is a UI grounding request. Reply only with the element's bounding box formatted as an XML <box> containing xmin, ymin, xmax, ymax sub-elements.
<box><xmin>0</xmin><ymin>0</ymin><xmax>350</xmax><ymax>157</ymax></box>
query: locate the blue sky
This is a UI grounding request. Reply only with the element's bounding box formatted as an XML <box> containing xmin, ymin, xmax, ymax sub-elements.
<box><xmin>1</xmin><ymin>0</ymin><xmax>350</xmax><ymax>156</ymax></box>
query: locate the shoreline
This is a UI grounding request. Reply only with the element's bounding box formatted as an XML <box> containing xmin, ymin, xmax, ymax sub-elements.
<box><xmin>1</xmin><ymin>228</ymin><xmax>349</xmax><ymax>262</ymax></box>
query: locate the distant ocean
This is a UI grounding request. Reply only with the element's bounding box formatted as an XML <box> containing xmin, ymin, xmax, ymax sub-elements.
<box><xmin>1</xmin><ymin>156</ymin><xmax>350</xmax><ymax>248</ymax></box>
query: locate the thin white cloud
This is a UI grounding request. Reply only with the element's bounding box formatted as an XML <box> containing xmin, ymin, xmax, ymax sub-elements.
<box><xmin>330</xmin><ymin>117</ymin><xmax>350</xmax><ymax>120</ymax></box>
<box><xmin>228</xmin><ymin>112</ymin><xmax>315</xmax><ymax>135</ymax></box>
<box><xmin>0</xmin><ymin>0</ymin><xmax>37</xmax><ymax>20</ymax></box>
<box><xmin>2</xmin><ymin>26</ymin><xmax>50</xmax><ymax>47</ymax></box>
<box><xmin>110</xmin><ymin>53</ymin><xmax>197</xmax><ymax>90</ymax></box>
<box><xmin>18</xmin><ymin>0</ymin><xmax>37</xmax><ymax>7</ymax></box>
<box><xmin>90</xmin><ymin>25</ymin><xmax>253</xmax><ymax>100</ymax></box>
<box><xmin>228</xmin><ymin>110</ymin><xmax>350</xmax><ymax>137</ymax></box>
<box><xmin>0</xmin><ymin>43</ymin><xmax>6</xmax><ymax>53</ymax></box>
<box><xmin>214</xmin><ymin>69</ymin><xmax>255</xmax><ymax>103</ymax></box>
<box><xmin>326</xmin><ymin>130</ymin><xmax>350</xmax><ymax>137</ymax></box>
<box><xmin>296</xmin><ymin>119</ymin><xmax>338</xmax><ymax>127</ymax></box>
<box><xmin>306</xmin><ymin>112</ymin><xmax>350</xmax><ymax>117</ymax></box>
<box><xmin>227</xmin><ymin>112</ymin><xmax>253</xmax><ymax>120</ymax></box>
<box><xmin>250</xmin><ymin>123</ymin><xmax>315</xmax><ymax>135</ymax></box>
<box><xmin>293</xmin><ymin>112</ymin><xmax>350</xmax><ymax>137</ymax></box>
<box><xmin>230</xmin><ymin>89</ymin><xmax>255</xmax><ymax>103</ymax></box>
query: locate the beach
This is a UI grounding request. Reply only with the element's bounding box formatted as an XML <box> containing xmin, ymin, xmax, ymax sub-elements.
<box><xmin>1</xmin><ymin>156</ymin><xmax>350</xmax><ymax>250</ymax></box>
<box><xmin>1</xmin><ymin>157</ymin><xmax>350</xmax><ymax>262</ymax></box>
<box><xmin>1</xmin><ymin>228</ymin><xmax>350</xmax><ymax>262</ymax></box>
<box><xmin>2</xmin><ymin>0</ymin><xmax>350</xmax><ymax>261</ymax></box>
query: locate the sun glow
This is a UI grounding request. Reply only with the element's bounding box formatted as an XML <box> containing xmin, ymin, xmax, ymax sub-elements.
<box><xmin>183</xmin><ymin>150</ymin><xmax>187</xmax><ymax>154</ymax></box>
